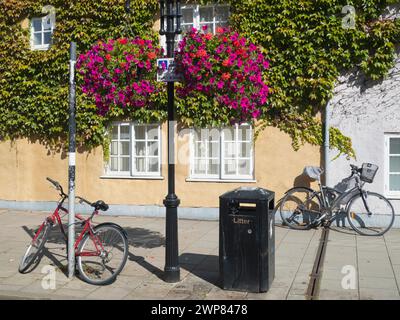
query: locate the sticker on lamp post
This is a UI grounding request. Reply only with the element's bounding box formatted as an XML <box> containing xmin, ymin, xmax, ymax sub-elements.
<box><xmin>157</xmin><ymin>58</ymin><xmax>182</xmax><ymax>82</ymax></box>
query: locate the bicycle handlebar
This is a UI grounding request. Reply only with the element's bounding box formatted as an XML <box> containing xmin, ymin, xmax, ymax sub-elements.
<box><xmin>76</xmin><ymin>196</ymin><xmax>92</xmax><ymax>206</ymax></box>
<box><xmin>46</xmin><ymin>177</ymin><xmax>66</xmax><ymax>196</ymax></box>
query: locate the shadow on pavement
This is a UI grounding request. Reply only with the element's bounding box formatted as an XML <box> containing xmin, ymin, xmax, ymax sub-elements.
<box><xmin>180</xmin><ymin>253</ymin><xmax>220</xmax><ymax>287</ymax></box>
<box><xmin>21</xmin><ymin>225</ymin><xmax>166</xmax><ymax>281</ymax></box>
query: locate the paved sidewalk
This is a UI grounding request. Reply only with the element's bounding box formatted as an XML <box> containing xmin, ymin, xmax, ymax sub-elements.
<box><xmin>318</xmin><ymin>227</ymin><xmax>400</xmax><ymax>300</ymax></box>
<box><xmin>0</xmin><ymin>209</ymin><xmax>399</xmax><ymax>300</ymax></box>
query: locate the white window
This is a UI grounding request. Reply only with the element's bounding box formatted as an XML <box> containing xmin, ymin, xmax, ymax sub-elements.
<box><xmin>181</xmin><ymin>4</ymin><xmax>230</xmax><ymax>34</ymax></box>
<box><xmin>160</xmin><ymin>4</ymin><xmax>230</xmax><ymax>52</ymax></box>
<box><xmin>385</xmin><ymin>134</ymin><xmax>400</xmax><ymax>197</ymax></box>
<box><xmin>30</xmin><ymin>16</ymin><xmax>55</xmax><ymax>50</ymax></box>
<box><xmin>107</xmin><ymin>123</ymin><xmax>161</xmax><ymax>177</ymax></box>
<box><xmin>190</xmin><ymin>124</ymin><xmax>254</xmax><ymax>180</ymax></box>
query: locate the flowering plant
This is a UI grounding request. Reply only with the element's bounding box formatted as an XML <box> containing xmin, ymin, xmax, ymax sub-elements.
<box><xmin>77</xmin><ymin>37</ymin><xmax>164</xmax><ymax>116</ymax></box>
<box><xmin>175</xmin><ymin>27</ymin><xmax>270</xmax><ymax>123</ymax></box>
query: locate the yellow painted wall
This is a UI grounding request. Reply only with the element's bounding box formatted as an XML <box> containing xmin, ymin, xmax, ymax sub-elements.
<box><xmin>0</xmin><ymin>125</ymin><xmax>320</xmax><ymax>207</ymax></box>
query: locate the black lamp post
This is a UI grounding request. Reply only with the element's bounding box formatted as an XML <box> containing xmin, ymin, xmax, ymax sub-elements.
<box><xmin>159</xmin><ymin>0</ymin><xmax>182</xmax><ymax>283</ymax></box>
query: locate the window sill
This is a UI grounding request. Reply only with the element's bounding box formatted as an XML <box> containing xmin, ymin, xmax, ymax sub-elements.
<box><xmin>31</xmin><ymin>46</ymin><xmax>50</xmax><ymax>51</ymax></box>
<box><xmin>100</xmin><ymin>175</ymin><xmax>164</xmax><ymax>180</ymax></box>
<box><xmin>186</xmin><ymin>178</ymin><xmax>257</xmax><ymax>183</ymax></box>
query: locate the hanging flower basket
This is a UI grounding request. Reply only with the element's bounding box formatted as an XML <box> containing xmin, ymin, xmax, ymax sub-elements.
<box><xmin>175</xmin><ymin>26</ymin><xmax>270</xmax><ymax>123</ymax></box>
<box><xmin>77</xmin><ymin>37</ymin><xmax>163</xmax><ymax>116</ymax></box>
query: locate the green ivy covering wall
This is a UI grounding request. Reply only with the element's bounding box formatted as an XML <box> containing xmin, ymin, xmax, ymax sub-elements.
<box><xmin>0</xmin><ymin>0</ymin><xmax>399</xmax><ymax>157</ymax></box>
<box><xmin>227</xmin><ymin>0</ymin><xmax>400</xmax><ymax>157</ymax></box>
<box><xmin>0</xmin><ymin>0</ymin><xmax>161</xmax><ymax>150</ymax></box>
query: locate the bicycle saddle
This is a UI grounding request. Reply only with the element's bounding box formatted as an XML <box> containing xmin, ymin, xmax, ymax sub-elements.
<box><xmin>92</xmin><ymin>200</ymin><xmax>109</xmax><ymax>211</ymax></box>
<box><xmin>303</xmin><ymin>166</ymin><xmax>324</xmax><ymax>180</ymax></box>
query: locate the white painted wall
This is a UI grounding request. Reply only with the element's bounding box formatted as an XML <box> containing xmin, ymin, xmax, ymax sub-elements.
<box><xmin>328</xmin><ymin>46</ymin><xmax>400</xmax><ymax>226</ymax></box>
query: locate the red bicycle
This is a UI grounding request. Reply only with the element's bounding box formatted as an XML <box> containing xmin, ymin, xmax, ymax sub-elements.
<box><xmin>19</xmin><ymin>177</ymin><xmax>129</xmax><ymax>285</ymax></box>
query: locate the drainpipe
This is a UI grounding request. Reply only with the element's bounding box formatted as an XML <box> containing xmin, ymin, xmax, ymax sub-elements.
<box><xmin>324</xmin><ymin>100</ymin><xmax>330</xmax><ymax>187</ymax></box>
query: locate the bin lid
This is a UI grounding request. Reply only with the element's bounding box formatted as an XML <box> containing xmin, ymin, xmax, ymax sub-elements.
<box><xmin>220</xmin><ymin>187</ymin><xmax>274</xmax><ymax>201</ymax></box>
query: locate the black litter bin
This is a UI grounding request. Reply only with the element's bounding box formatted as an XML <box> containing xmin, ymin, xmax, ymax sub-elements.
<box><xmin>219</xmin><ymin>187</ymin><xmax>275</xmax><ymax>293</ymax></box>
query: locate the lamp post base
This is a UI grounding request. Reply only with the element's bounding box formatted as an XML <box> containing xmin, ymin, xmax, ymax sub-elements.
<box><xmin>164</xmin><ymin>194</ymin><xmax>180</xmax><ymax>283</ymax></box>
<box><xmin>164</xmin><ymin>266</ymin><xmax>180</xmax><ymax>283</ymax></box>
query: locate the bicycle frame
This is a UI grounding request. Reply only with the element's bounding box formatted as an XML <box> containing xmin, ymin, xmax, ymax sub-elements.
<box><xmin>38</xmin><ymin>195</ymin><xmax>105</xmax><ymax>257</ymax></box>
<box><xmin>306</xmin><ymin>174</ymin><xmax>369</xmax><ymax>226</ymax></box>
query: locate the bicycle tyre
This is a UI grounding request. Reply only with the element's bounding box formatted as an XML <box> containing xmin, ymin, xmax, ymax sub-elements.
<box><xmin>279</xmin><ymin>187</ymin><xmax>322</xmax><ymax>230</ymax></box>
<box><xmin>347</xmin><ymin>191</ymin><xmax>395</xmax><ymax>236</ymax></box>
<box><xmin>76</xmin><ymin>223</ymin><xmax>128</xmax><ymax>285</ymax></box>
<box><xmin>19</xmin><ymin>222</ymin><xmax>50</xmax><ymax>273</ymax></box>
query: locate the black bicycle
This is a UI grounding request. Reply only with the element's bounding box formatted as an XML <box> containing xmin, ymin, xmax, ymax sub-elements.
<box><xmin>279</xmin><ymin>163</ymin><xmax>395</xmax><ymax>236</ymax></box>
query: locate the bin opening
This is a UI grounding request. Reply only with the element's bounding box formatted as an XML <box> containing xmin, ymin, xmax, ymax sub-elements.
<box><xmin>239</xmin><ymin>203</ymin><xmax>256</xmax><ymax>209</ymax></box>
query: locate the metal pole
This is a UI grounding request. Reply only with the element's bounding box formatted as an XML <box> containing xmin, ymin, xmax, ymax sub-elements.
<box><xmin>68</xmin><ymin>42</ymin><xmax>77</xmax><ymax>279</ymax></box>
<box><xmin>324</xmin><ymin>100</ymin><xmax>330</xmax><ymax>187</ymax></box>
<box><xmin>163</xmin><ymin>0</ymin><xmax>180</xmax><ymax>283</ymax></box>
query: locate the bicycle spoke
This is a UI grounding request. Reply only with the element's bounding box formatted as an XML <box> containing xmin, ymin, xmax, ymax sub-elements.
<box><xmin>77</xmin><ymin>224</ymin><xmax>128</xmax><ymax>285</ymax></box>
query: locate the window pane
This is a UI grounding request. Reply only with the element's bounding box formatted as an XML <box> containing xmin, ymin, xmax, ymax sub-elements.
<box><xmin>224</xmin><ymin>159</ymin><xmax>237</xmax><ymax>175</ymax></box>
<box><xmin>238</xmin><ymin>126</ymin><xmax>251</xmax><ymax>141</ymax></box>
<box><xmin>111</xmin><ymin>126</ymin><xmax>118</xmax><ymax>139</ymax></box>
<box><xmin>43</xmin><ymin>17</ymin><xmax>52</xmax><ymax>30</ymax></box>
<box><xmin>208</xmin><ymin>159</ymin><xmax>219</xmax><ymax>175</ymax></box>
<box><xmin>223</xmin><ymin>128</ymin><xmax>235</xmax><ymax>141</ymax></box>
<box><xmin>239</xmin><ymin>142</ymin><xmax>251</xmax><ymax>158</ymax></box>
<box><xmin>120</xmin><ymin>125</ymin><xmax>130</xmax><ymax>139</ymax></box>
<box><xmin>120</xmin><ymin>157</ymin><xmax>130</xmax><ymax>171</ymax></box>
<box><xmin>135</xmin><ymin>141</ymin><xmax>146</xmax><ymax>156</ymax></box>
<box><xmin>194</xmin><ymin>159</ymin><xmax>206</xmax><ymax>174</ymax></box>
<box><xmin>390</xmin><ymin>156</ymin><xmax>400</xmax><ymax>172</ymax></box>
<box><xmin>389</xmin><ymin>174</ymin><xmax>400</xmax><ymax>191</ymax></box>
<box><xmin>200</xmin><ymin>7</ymin><xmax>213</xmax><ymax>22</ymax></box>
<box><xmin>147</xmin><ymin>126</ymin><xmax>159</xmax><ymax>140</ymax></box>
<box><xmin>148</xmin><ymin>141</ymin><xmax>159</xmax><ymax>156</ymax></box>
<box><xmin>194</xmin><ymin>141</ymin><xmax>206</xmax><ymax>158</ymax></box>
<box><xmin>182</xmin><ymin>24</ymin><xmax>194</xmax><ymax>33</ymax></box>
<box><xmin>110</xmin><ymin>157</ymin><xmax>118</xmax><ymax>171</ymax></box>
<box><xmin>215</xmin><ymin>21</ymin><xmax>228</xmax><ymax>29</ymax></box>
<box><xmin>134</xmin><ymin>126</ymin><xmax>145</xmax><ymax>140</ymax></box>
<box><xmin>33</xmin><ymin>33</ymin><xmax>41</xmax><ymax>46</ymax></box>
<box><xmin>390</xmin><ymin>138</ymin><xmax>400</xmax><ymax>154</ymax></box>
<box><xmin>224</xmin><ymin>142</ymin><xmax>236</xmax><ymax>158</ymax></box>
<box><xmin>182</xmin><ymin>8</ymin><xmax>194</xmax><ymax>24</ymax></box>
<box><xmin>135</xmin><ymin>157</ymin><xmax>146</xmax><ymax>172</ymax></box>
<box><xmin>215</xmin><ymin>6</ymin><xmax>229</xmax><ymax>21</ymax></box>
<box><xmin>238</xmin><ymin>159</ymin><xmax>251</xmax><ymax>175</ymax></box>
<box><xmin>110</xmin><ymin>141</ymin><xmax>118</xmax><ymax>156</ymax></box>
<box><xmin>120</xmin><ymin>142</ymin><xmax>129</xmax><ymax>156</ymax></box>
<box><xmin>32</xmin><ymin>19</ymin><xmax>42</xmax><ymax>31</ymax></box>
<box><xmin>43</xmin><ymin>32</ymin><xmax>51</xmax><ymax>45</ymax></box>
<box><xmin>208</xmin><ymin>128</ymin><xmax>220</xmax><ymax>142</ymax></box>
<box><xmin>148</xmin><ymin>157</ymin><xmax>159</xmax><ymax>173</ymax></box>
<box><xmin>208</xmin><ymin>141</ymin><xmax>219</xmax><ymax>158</ymax></box>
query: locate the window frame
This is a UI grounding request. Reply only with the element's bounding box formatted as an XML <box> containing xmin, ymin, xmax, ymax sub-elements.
<box><xmin>189</xmin><ymin>124</ymin><xmax>254</xmax><ymax>181</ymax></box>
<box><xmin>30</xmin><ymin>16</ymin><xmax>55</xmax><ymax>51</ymax></box>
<box><xmin>385</xmin><ymin>133</ymin><xmax>400</xmax><ymax>198</ymax></box>
<box><xmin>106</xmin><ymin>122</ymin><xmax>162</xmax><ymax>178</ymax></box>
